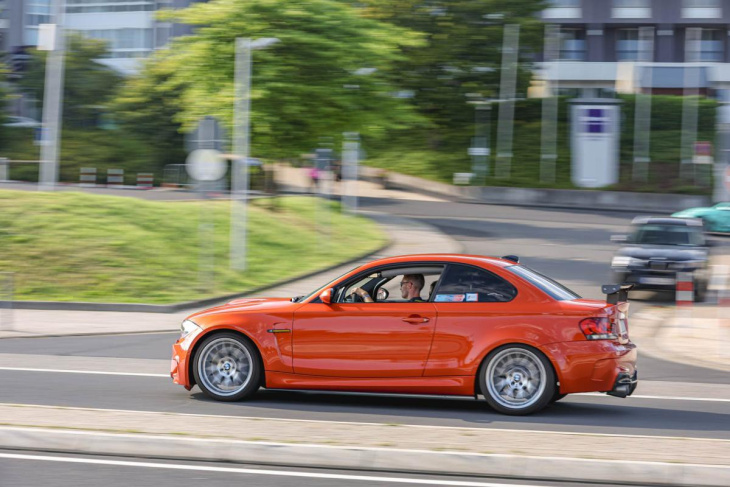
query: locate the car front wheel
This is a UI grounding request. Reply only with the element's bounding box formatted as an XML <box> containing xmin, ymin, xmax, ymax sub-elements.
<box><xmin>479</xmin><ymin>345</ymin><xmax>556</xmax><ymax>415</ymax></box>
<box><xmin>193</xmin><ymin>332</ymin><xmax>261</xmax><ymax>401</ymax></box>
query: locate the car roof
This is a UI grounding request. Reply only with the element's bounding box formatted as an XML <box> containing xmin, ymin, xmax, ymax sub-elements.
<box><xmin>631</xmin><ymin>216</ymin><xmax>703</xmax><ymax>227</ymax></box>
<box><xmin>356</xmin><ymin>254</ymin><xmax>515</xmax><ymax>272</ymax></box>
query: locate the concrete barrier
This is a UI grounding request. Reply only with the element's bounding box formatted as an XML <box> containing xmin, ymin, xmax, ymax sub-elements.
<box><xmin>360</xmin><ymin>167</ymin><xmax>713</xmax><ymax>213</ymax></box>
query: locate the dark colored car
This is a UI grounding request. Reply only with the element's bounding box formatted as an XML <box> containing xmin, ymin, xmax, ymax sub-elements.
<box><xmin>610</xmin><ymin>217</ymin><xmax>710</xmax><ymax>301</ymax></box>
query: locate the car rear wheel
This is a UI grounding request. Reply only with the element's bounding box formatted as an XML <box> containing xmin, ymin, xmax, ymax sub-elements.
<box><xmin>479</xmin><ymin>345</ymin><xmax>555</xmax><ymax>415</ymax></box>
<box><xmin>193</xmin><ymin>332</ymin><xmax>261</xmax><ymax>401</ymax></box>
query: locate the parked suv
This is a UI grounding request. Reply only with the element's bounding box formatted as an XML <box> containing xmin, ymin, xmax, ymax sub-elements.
<box><xmin>610</xmin><ymin>217</ymin><xmax>710</xmax><ymax>301</ymax></box>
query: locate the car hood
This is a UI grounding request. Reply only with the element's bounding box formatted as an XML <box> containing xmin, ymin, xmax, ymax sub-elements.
<box><xmin>672</xmin><ymin>207</ymin><xmax>712</xmax><ymax>218</ymax></box>
<box><xmin>617</xmin><ymin>246</ymin><xmax>707</xmax><ymax>261</ymax></box>
<box><xmin>187</xmin><ymin>297</ymin><xmax>297</xmax><ymax>321</ymax></box>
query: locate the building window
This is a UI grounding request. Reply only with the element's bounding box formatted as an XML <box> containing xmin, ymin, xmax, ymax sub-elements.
<box><xmin>558</xmin><ymin>28</ymin><xmax>586</xmax><ymax>61</ymax></box>
<box><xmin>613</xmin><ymin>0</ymin><xmax>651</xmax><ymax>18</ymax></box>
<box><xmin>616</xmin><ymin>28</ymin><xmax>654</xmax><ymax>62</ymax></box>
<box><xmin>683</xmin><ymin>0</ymin><xmax>722</xmax><ymax>19</ymax></box>
<box><xmin>698</xmin><ymin>29</ymin><xmax>724</xmax><ymax>62</ymax></box>
<box><xmin>543</xmin><ymin>0</ymin><xmax>581</xmax><ymax>19</ymax></box>
<box><xmin>77</xmin><ymin>28</ymin><xmax>154</xmax><ymax>58</ymax></box>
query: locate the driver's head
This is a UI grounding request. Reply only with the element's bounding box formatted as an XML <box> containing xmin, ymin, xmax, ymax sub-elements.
<box><xmin>400</xmin><ymin>274</ymin><xmax>425</xmax><ymax>299</ymax></box>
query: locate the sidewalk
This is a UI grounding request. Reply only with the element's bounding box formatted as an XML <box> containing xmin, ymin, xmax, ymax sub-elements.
<box><xmin>0</xmin><ymin>213</ymin><xmax>461</xmax><ymax>339</ymax></box>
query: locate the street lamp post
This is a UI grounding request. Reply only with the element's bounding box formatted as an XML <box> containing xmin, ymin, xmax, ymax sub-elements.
<box><xmin>38</xmin><ymin>0</ymin><xmax>67</xmax><ymax>191</ymax></box>
<box><xmin>230</xmin><ymin>37</ymin><xmax>279</xmax><ymax>271</ymax></box>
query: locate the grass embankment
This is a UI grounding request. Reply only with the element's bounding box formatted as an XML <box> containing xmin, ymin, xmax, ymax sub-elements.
<box><xmin>0</xmin><ymin>191</ymin><xmax>386</xmax><ymax>303</ymax></box>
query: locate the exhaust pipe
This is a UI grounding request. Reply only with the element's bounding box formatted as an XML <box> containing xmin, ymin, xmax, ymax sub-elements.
<box><xmin>607</xmin><ymin>384</ymin><xmax>630</xmax><ymax>398</ymax></box>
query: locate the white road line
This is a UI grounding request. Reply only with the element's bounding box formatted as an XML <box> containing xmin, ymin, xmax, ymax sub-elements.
<box><xmin>0</xmin><ymin>452</ymin><xmax>547</xmax><ymax>487</ymax></box>
<box><xmin>0</xmin><ymin>367</ymin><xmax>167</xmax><ymax>378</ymax></box>
<box><xmin>576</xmin><ymin>392</ymin><xmax>730</xmax><ymax>403</ymax></box>
<box><xmin>1</xmin><ymin>366</ymin><xmax>730</xmax><ymax>403</ymax></box>
<box><xmin>3</xmin><ymin>403</ymin><xmax>730</xmax><ymax>443</ymax></box>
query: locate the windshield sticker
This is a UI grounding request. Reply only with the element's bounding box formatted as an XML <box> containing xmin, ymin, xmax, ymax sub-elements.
<box><xmin>466</xmin><ymin>293</ymin><xmax>478</xmax><ymax>302</ymax></box>
<box><xmin>435</xmin><ymin>294</ymin><xmax>466</xmax><ymax>302</ymax></box>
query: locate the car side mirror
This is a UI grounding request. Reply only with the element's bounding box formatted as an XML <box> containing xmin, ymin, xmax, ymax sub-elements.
<box><xmin>376</xmin><ymin>288</ymin><xmax>389</xmax><ymax>302</ymax></box>
<box><xmin>319</xmin><ymin>288</ymin><xmax>333</xmax><ymax>305</ymax></box>
<box><xmin>611</xmin><ymin>235</ymin><xmax>629</xmax><ymax>243</ymax></box>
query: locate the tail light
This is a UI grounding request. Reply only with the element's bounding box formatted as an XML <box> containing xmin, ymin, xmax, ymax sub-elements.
<box><xmin>579</xmin><ymin>317</ymin><xmax>618</xmax><ymax>340</ymax></box>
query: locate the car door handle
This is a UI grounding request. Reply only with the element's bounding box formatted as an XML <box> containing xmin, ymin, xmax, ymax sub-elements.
<box><xmin>402</xmin><ymin>316</ymin><xmax>429</xmax><ymax>324</ymax></box>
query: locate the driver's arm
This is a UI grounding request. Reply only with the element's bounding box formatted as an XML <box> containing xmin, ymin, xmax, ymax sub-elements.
<box><xmin>353</xmin><ymin>287</ymin><xmax>374</xmax><ymax>303</ymax></box>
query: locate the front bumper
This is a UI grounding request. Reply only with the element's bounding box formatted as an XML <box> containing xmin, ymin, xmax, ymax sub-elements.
<box><xmin>171</xmin><ymin>341</ymin><xmax>193</xmax><ymax>390</ymax></box>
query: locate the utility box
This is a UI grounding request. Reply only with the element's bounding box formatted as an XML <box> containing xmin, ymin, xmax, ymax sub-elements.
<box><xmin>570</xmin><ymin>99</ymin><xmax>622</xmax><ymax>188</ymax></box>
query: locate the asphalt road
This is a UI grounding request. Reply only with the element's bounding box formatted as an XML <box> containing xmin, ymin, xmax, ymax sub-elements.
<box><xmin>0</xmin><ymin>450</ymin><xmax>626</xmax><ymax>487</ymax></box>
<box><xmin>1</xmin><ymin>198</ymin><xmax>729</xmax><ymax>480</ymax></box>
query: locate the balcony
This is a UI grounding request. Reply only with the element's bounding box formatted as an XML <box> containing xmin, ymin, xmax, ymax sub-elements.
<box><xmin>682</xmin><ymin>8</ymin><xmax>722</xmax><ymax>18</ymax></box>
<box><xmin>612</xmin><ymin>8</ymin><xmax>651</xmax><ymax>18</ymax></box>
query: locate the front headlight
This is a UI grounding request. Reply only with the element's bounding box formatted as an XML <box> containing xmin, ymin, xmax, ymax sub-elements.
<box><xmin>612</xmin><ymin>256</ymin><xmax>635</xmax><ymax>268</ymax></box>
<box><xmin>180</xmin><ymin>319</ymin><xmax>201</xmax><ymax>339</ymax></box>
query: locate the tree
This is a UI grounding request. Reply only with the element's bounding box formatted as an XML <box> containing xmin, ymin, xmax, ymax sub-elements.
<box><xmin>17</xmin><ymin>34</ymin><xmax>123</xmax><ymax>128</ymax></box>
<box><xmin>122</xmin><ymin>0</ymin><xmax>425</xmax><ymax>158</ymax></box>
<box><xmin>358</xmin><ymin>0</ymin><xmax>546</xmax><ymax>138</ymax></box>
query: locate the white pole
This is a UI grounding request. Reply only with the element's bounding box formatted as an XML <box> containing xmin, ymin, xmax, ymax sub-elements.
<box><xmin>540</xmin><ymin>24</ymin><xmax>559</xmax><ymax>184</ymax></box>
<box><xmin>342</xmin><ymin>132</ymin><xmax>359</xmax><ymax>214</ymax></box>
<box><xmin>38</xmin><ymin>0</ymin><xmax>66</xmax><ymax>191</ymax></box>
<box><xmin>681</xmin><ymin>28</ymin><xmax>701</xmax><ymax>182</ymax></box>
<box><xmin>632</xmin><ymin>26</ymin><xmax>654</xmax><ymax>183</ymax></box>
<box><xmin>496</xmin><ymin>24</ymin><xmax>520</xmax><ymax>179</ymax></box>
<box><xmin>231</xmin><ymin>38</ymin><xmax>251</xmax><ymax>271</ymax></box>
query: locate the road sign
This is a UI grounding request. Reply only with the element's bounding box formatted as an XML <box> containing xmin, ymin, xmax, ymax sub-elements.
<box><xmin>186</xmin><ymin>116</ymin><xmax>227</xmax><ymax>153</ymax></box>
<box><xmin>186</xmin><ymin>149</ymin><xmax>227</xmax><ymax>182</ymax></box>
<box><xmin>693</xmin><ymin>141</ymin><xmax>713</xmax><ymax>165</ymax></box>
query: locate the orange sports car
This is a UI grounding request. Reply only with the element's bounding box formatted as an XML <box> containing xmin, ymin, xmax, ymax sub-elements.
<box><xmin>171</xmin><ymin>254</ymin><xmax>637</xmax><ymax>415</ymax></box>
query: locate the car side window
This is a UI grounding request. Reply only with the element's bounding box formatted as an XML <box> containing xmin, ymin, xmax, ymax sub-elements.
<box><xmin>433</xmin><ymin>264</ymin><xmax>517</xmax><ymax>303</ymax></box>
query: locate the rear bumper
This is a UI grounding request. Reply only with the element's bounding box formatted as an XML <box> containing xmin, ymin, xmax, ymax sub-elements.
<box><xmin>547</xmin><ymin>340</ymin><xmax>638</xmax><ymax>394</ymax></box>
<box><xmin>607</xmin><ymin>370</ymin><xmax>638</xmax><ymax>398</ymax></box>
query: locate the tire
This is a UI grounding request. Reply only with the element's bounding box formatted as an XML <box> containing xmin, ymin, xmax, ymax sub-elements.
<box><xmin>550</xmin><ymin>392</ymin><xmax>567</xmax><ymax>404</ymax></box>
<box><xmin>479</xmin><ymin>345</ymin><xmax>556</xmax><ymax>416</ymax></box>
<box><xmin>192</xmin><ymin>332</ymin><xmax>262</xmax><ymax>402</ymax></box>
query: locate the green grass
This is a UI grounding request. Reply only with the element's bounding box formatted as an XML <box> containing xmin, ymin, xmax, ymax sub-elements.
<box><xmin>0</xmin><ymin>191</ymin><xmax>386</xmax><ymax>303</ymax></box>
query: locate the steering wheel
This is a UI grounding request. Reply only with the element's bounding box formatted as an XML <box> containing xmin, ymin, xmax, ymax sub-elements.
<box><xmin>344</xmin><ymin>292</ymin><xmax>364</xmax><ymax>303</ymax></box>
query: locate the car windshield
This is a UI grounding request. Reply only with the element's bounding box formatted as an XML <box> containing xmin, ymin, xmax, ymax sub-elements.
<box><xmin>293</xmin><ymin>267</ymin><xmax>358</xmax><ymax>303</ymax></box>
<box><xmin>632</xmin><ymin>224</ymin><xmax>704</xmax><ymax>246</ymax></box>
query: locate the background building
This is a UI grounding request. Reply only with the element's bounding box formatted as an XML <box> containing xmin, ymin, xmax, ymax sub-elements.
<box><xmin>4</xmin><ymin>0</ymin><xmax>198</xmax><ymax>75</ymax></box>
<box><xmin>538</xmin><ymin>0</ymin><xmax>730</xmax><ymax>99</ymax></box>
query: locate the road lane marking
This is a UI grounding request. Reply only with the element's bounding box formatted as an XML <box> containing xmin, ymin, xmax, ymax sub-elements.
<box><xmin>0</xmin><ymin>367</ymin><xmax>167</xmax><ymax>378</ymax></box>
<box><xmin>0</xmin><ymin>452</ymin><xmax>552</xmax><ymax>486</ymax></box>
<box><xmin>3</xmin><ymin>404</ymin><xmax>730</xmax><ymax>443</ymax></box>
<box><xmin>2</xmin><ymin>365</ymin><xmax>730</xmax><ymax>403</ymax></box>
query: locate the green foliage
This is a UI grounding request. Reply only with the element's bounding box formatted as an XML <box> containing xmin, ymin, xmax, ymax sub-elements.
<box><xmin>359</xmin><ymin>0</ymin><xmax>547</xmax><ymax>140</ymax></box>
<box><xmin>18</xmin><ymin>34</ymin><xmax>123</xmax><ymax>128</ymax></box>
<box><xmin>0</xmin><ymin>192</ymin><xmax>386</xmax><ymax>303</ymax></box>
<box><xmin>3</xmin><ymin>127</ymin><xmax>161</xmax><ymax>184</ymax></box>
<box><xmin>367</xmin><ymin>95</ymin><xmax>716</xmax><ymax>194</ymax></box>
<box><xmin>118</xmin><ymin>0</ymin><xmax>427</xmax><ymax>159</ymax></box>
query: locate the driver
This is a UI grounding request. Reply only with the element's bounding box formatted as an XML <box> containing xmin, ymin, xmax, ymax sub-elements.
<box><xmin>401</xmin><ymin>274</ymin><xmax>425</xmax><ymax>302</ymax></box>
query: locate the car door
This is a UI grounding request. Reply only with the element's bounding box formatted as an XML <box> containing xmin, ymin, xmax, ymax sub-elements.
<box><xmin>424</xmin><ymin>263</ymin><xmax>521</xmax><ymax>377</ymax></box>
<box><xmin>292</xmin><ymin>266</ymin><xmax>440</xmax><ymax>378</ymax></box>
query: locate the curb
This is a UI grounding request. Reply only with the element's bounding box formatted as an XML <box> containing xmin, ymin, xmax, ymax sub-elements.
<box><xmin>2</xmin><ymin>427</ymin><xmax>728</xmax><ymax>487</ymax></box>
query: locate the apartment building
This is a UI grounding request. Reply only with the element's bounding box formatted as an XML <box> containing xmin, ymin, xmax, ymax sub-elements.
<box><xmin>539</xmin><ymin>0</ymin><xmax>730</xmax><ymax>99</ymax></box>
<box><xmin>5</xmin><ymin>0</ymin><xmax>197</xmax><ymax>75</ymax></box>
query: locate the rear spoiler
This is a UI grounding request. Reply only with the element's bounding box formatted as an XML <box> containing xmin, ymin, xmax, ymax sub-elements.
<box><xmin>601</xmin><ymin>284</ymin><xmax>633</xmax><ymax>305</ymax></box>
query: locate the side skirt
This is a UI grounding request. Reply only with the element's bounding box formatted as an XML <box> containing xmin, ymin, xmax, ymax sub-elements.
<box><xmin>264</xmin><ymin>371</ymin><xmax>475</xmax><ymax>397</ymax></box>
